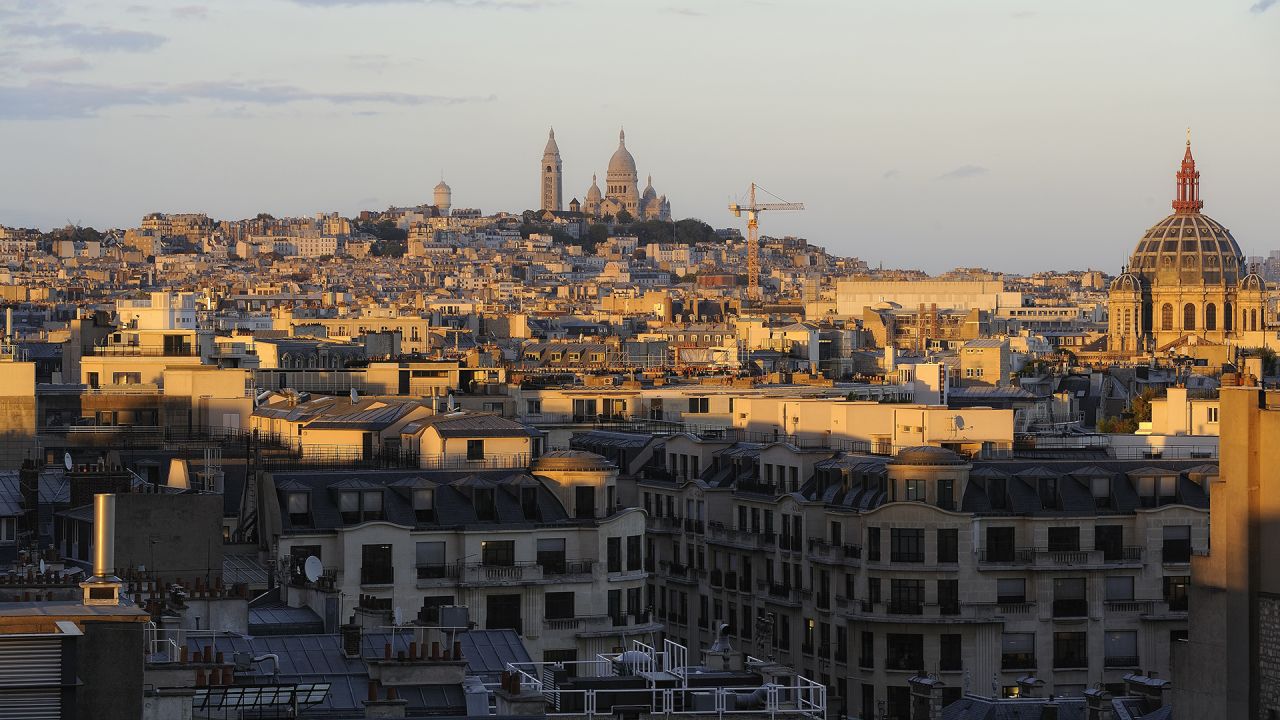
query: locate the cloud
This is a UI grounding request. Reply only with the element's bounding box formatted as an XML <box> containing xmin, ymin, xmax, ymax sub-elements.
<box><xmin>288</xmin><ymin>0</ymin><xmax>548</xmax><ymax>8</ymax></box>
<box><xmin>1251</xmin><ymin>0</ymin><xmax>1277</xmax><ymax>13</ymax></box>
<box><xmin>0</xmin><ymin>79</ymin><xmax>496</xmax><ymax>120</ymax></box>
<box><xmin>172</xmin><ymin>5</ymin><xmax>210</xmax><ymax>18</ymax></box>
<box><xmin>19</xmin><ymin>57</ymin><xmax>91</xmax><ymax>74</ymax></box>
<box><xmin>936</xmin><ymin>164</ymin><xmax>989</xmax><ymax>180</ymax></box>
<box><xmin>6</xmin><ymin>23</ymin><xmax>167</xmax><ymax>53</ymax></box>
<box><xmin>662</xmin><ymin>7</ymin><xmax>706</xmax><ymax>16</ymax></box>
<box><xmin>881</xmin><ymin>169</ymin><xmax>899</xmax><ymax>180</ymax></box>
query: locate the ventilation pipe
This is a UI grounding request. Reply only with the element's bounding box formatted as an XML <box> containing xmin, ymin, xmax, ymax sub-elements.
<box><xmin>80</xmin><ymin>493</ymin><xmax>122</xmax><ymax>605</ymax></box>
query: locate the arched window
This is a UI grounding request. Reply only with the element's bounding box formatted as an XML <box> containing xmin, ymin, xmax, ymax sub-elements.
<box><xmin>1224</xmin><ymin>302</ymin><xmax>1233</xmax><ymax>331</ymax></box>
<box><xmin>1161</xmin><ymin>304</ymin><xmax>1174</xmax><ymax>331</ymax></box>
<box><xmin>1205</xmin><ymin>303</ymin><xmax>1217</xmax><ymax>331</ymax></box>
<box><xmin>1184</xmin><ymin>303</ymin><xmax>1196</xmax><ymax>331</ymax></box>
<box><xmin>1123</xmin><ymin>308</ymin><xmax>1132</xmax><ymax>335</ymax></box>
<box><xmin>1252</xmin><ymin>309</ymin><xmax>1259</xmax><ymax>331</ymax></box>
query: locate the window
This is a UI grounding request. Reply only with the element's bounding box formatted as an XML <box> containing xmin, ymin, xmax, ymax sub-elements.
<box><xmin>938</xmin><ymin>579</ymin><xmax>959</xmax><ymax>615</ymax></box>
<box><xmin>1183</xmin><ymin>303</ymin><xmax>1196</xmax><ymax>331</ymax></box>
<box><xmin>474</xmin><ymin>488</ymin><xmax>496</xmax><ymax>521</ymax></box>
<box><xmin>1053</xmin><ymin>631</ymin><xmax>1088</xmax><ymax>669</ymax></box>
<box><xmin>1002</xmin><ymin>633</ymin><xmax>1035</xmax><ymax>670</ymax></box>
<box><xmin>1164</xmin><ymin>575</ymin><xmax>1189</xmax><ymax>611</ymax></box>
<box><xmin>360</xmin><ymin>544</ymin><xmax>393</xmax><ymax>585</ymax></box>
<box><xmin>1163</xmin><ymin>525</ymin><xmax>1192</xmax><ymax>563</ymax></box>
<box><xmin>545</xmin><ymin>592</ymin><xmax>575</xmax><ymax>620</ymax></box>
<box><xmin>1053</xmin><ymin>577</ymin><xmax>1087</xmax><ymax>617</ymax></box>
<box><xmin>859</xmin><ymin>631</ymin><xmax>874</xmax><ymax>668</ymax></box>
<box><xmin>413</xmin><ymin>488</ymin><xmax>435</xmax><ymax>522</ymax></box>
<box><xmin>1161</xmin><ymin>303</ymin><xmax>1174</xmax><ymax>330</ymax></box>
<box><xmin>627</xmin><ymin>535</ymin><xmax>642</xmax><ymax>571</ymax></box>
<box><xmin>984</xmin><ymin>526</ymin><xmax>1016</xmax><ymax>562</ymax></box>
<box><xmin>1205</xmin><ymin>303</ymin><xmax>1217</xmax><ymax>331</ymax></box>
<box><xmin>486</xmin><ymin>594</ymin><xmax>522</xmax><ymax>632</ymax></box>
<box><xmin>340</xmin><ymin>491</ymin><xmax>382</xmax><ymax>524</ymax></box>
<box><xmin>1096</xmin><ymin>525</ymin><xmax>1124</xmax><ymax>560</ymax></box>
<box><xmin>112</xmin><ymin>372</ymin><xmax>142</xmax><ymax>385</ymax></box>
<box><xmin>904</xmin><ymin>479</ymin><xmax>926</xmax><ymax>502</ymax></box>
<box><xmin>467</xmin><ymin>439</ymin><xmax>485</xmax><ymax>461</ymax></box>
<box><xmin>1047</xmin><ymin>526</ymin><xmax>1080</xmax><ymax>552</ymax></box>
<box><xmin>867</xmin><ymin>527</ymin><xmax>881</xmax><ymax>562</ymax></box>
<box><xmin>574</xmin><ymin>486</ymin><xmax>595</xmax><ymax>519</ymax></box>
<box><xmin>937</xmin><ymin>529</ymin><xmax>958</xmax><ymax>563</ymax></box>
<box><xmin>940</xmin><ymin>634</ymin><xmax>962</xmax><ymax>671</ymax></box>
<box><xmin>890</xmin><ymin>528</ymin><xmax>924</xmax><ymax>563</ymax></box>
<box><xmin>1105</xmin><ymin>631</ymin><xmax>1138</xmax><ymax>667</ymax></box>
<box><xmin>526</xmin><ymin>399</ymin><xmax>542</xmax><ymax>415</ymax></box>
<box><xmin>607</xmin><ymin>537</ymin><xmax>622</xmax><ymax>573</ymax></box>
<box><xmin>481</xmin><ymin>540</ymin><xmax>514</xmax><ymax>566</ymax></box>
<box><xmin>997</xmin><ymin>577</ymin><xmax>1027</xmax><ymax>605</ymax></box>
<box><xmin>885</xmin><ymin>633</ymin><xmax>924</xmax><ymax>671</ymax></box>
<box><xmin>1207</xmin><ymin>406</ymin><xmax>1219</xmax><ymax>423</ymax></box>
<box><xmin>687</xmin><ymin>397</ymin><xmax>710</xmax><ymax>414</ymax></box>
<box><xmin>537</xmin><ymin>538</ymin><xmax>566</xmax><ymax>574</ymax></box>
<box><xmin>889</xmin><ymin>579</ymin><xmax>924</xmax><ymax>614</ymax></box>
<box><xmin>520</xmin><ymin>487</ymin><xmax>539</xmax><ymax>521</ymax></box>
<box><xmin>416</xmin><ymin>541</ymin><xmax>447</xmax><ymax>578</ymax></box>
<box><xmin>287</xmin><ymin>492</ymin><xmax>311</xmax><ymax>526</ymax></box>
<box><xmin>1105</xmin><ymin>576</ymin><xmax>1135</xmax><ymax>602</ymax></box>
<box><xmin>936</xmin><ymin>478</ymin><xmax>955</xmax><ymax>510</ymax></box>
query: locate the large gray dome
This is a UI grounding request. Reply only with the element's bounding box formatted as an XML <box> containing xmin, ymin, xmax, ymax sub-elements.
<box><xmin>1127</xmin><ymin>213</ymin><xmax>1243</xmax><ymax>287</ymax></box>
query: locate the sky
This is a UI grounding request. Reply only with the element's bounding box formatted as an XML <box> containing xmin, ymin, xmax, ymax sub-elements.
<box><xmin>1</xmin><ymin>0</ymin><xmax>1277</xmax><ymax>273</ymax></box>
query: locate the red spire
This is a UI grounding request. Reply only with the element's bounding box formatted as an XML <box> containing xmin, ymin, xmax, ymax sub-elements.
<box><xmin>1172</xmin><ymin>130</ymin><xmax>1203</xmax><ymax>215</ymax></box>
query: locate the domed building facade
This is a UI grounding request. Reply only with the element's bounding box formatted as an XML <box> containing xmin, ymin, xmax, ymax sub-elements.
<box><xmin>1108</xmin><ymin>138</ymin><xmax>1267</xmax><ymax>354</ymax></box>
<box><xmin>539</xmin><ymin>127</ymin><xmax>670</xmax><ymax>221</ymax></box>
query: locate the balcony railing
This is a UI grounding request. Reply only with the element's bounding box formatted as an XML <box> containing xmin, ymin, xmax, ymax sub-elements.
<box><xmin>1104</xmin><ymin>655</ymin><xmax>1140</xmax><ymax>669</ymax></box>
<box><xmin>1053</xmin><ymin>655</ymin><xmax>1089</xmax><ymax>670</ymax></box>
<box><xmin>979</xmin><ymin>548</ymin><xmax>1036</xmax><ymax>565</ymax></box>
<box><xmin>360</xmin><ymin>568</ymin><xmax>394</xmax><ymax>586</ymax></box>
<box><xmin>885</xmin><ymin>600</ymin><xmax>924</xmax><ymax>615</ymax></box>
<box><xmin>890</xmin><ymin>551</ymin><xmax>925</xmax><ymax>563</ymax></box>
<box><xmin>885</xmin><ymin>655</ymin><xmax>923</xmax><ymax>672</ymax></box>
<box><xmin>1104</xmin><ymin>600</ymin><xmax>1154</xmax><ymax>614</ymax></box>
<box><xmin>1101</xmin><ymin>546</ymin><xmax>1145</xmax><ymax>563</ymax></box>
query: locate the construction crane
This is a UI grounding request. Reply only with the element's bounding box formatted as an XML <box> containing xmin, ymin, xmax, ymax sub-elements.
<box><xmin>729</xmin><ymin>183</ymin><xmax>804</xmax><ymax>303</ymax></box>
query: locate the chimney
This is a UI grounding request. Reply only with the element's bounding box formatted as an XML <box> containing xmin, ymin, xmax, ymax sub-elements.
<box><xmin>1040</xmin><ymin>700</ymin><xmax>1059</xmax><ymax>720</ymax></box>
<box><xmin>1083</xmin><ymin>687</ymin><xmax>1114</xmax><ymax>720</ymax></box>
<box><xmin>341</xmin><ymin>622</ymin><xmax>363</xmax><ymax>659</ymax></box>
<box><xmin>79</xmin><ymin>493</ymin><xmax>123</xmax><ymax>605</ymax></box>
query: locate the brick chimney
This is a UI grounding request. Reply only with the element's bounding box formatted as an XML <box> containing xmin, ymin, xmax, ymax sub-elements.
<box><xmin>908</xmin><ymin>674</ymin><xmax>945</xmax><ymax>720</ymax></box>
<box><xmin>1083</xmin><ymin>687</ymin><xmax>1114</xmax><ymax>720</ymax></box>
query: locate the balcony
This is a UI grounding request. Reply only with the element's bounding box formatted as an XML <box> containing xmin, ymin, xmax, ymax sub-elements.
<box><xmin>1001</xmin><ymin>653</ymin><xmax>1037</xmax><ymax>671</ymax></box>
<box><xmin>1052</xmin><ymin>599</ymin><xmax>1089</xmax><ymax>618</ymax></box>
<box><xmin>1101</xmin><ymin>546</ymin><xmax>1145</xmax><ymax>563</ymax></box>
<box><xmin>978</xmin><ymin>548</ymin><xmax>1035</xmax><ymax>565</ymax></box>
<box><xmin>1104</xmin><ymin>600</ymin><xmax>1154</xmax><ymax>614</ymax></box>
<box><xmin>890</xmin><ymin>551</ymin><xmax>925</xmax><ymax>563</ymax></box>
<box><xmin>710</xmin><ymin>569</ymin><xmax>723</xmax><ymax>587</ymax></box>
<box><xmin>996</xmin><ymin>601</ymin><xmax>1035</xmax><ymax>616</ymax></box>
<box><xmin>462</xmin><ymin>562</ymin><xmax>542</xmax><ymax>584</ymax></box>
<box><xmin>841</xmin><ymin>544</ymin><xmax>862</xmax><ymax>560</ymax></box>
<box><xmin>543</xmin><ymin>559</ymin><xmax>596</xmax><ymax>579</ymax></box>
<box><xmin>1104</xmin><ymin>655</ymin><xmax>1140</xmax><ymax>669</ymax></box>
<box><xmin>416</xmin><ymin>563</ymin><xmax>460</xmax><ymax>581</ymax></box>
<box><xmin>885</xmin><ymin>600</ymin><xmax>924</xmax><ymax>615</ymax></box>
<box><xmin>1053</xmin><ymin>655</ymin><xmax>1089</xmax><ymax>670</ymax></box>
<box><xmin>885</xmin><ymin>655</ymin><xmax>924</xmax><ymax>672</ymax></box>
<box><xmin>544</xmin><ymin>617</ymin><xmax>582</xmax><ymax>631</ymax></box>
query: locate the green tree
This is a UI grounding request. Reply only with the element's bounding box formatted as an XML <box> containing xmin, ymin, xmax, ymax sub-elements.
<box><xmin>615</xmin><ymin>209</ymin><xmax>634</xmax><ymax>224</ymax></box>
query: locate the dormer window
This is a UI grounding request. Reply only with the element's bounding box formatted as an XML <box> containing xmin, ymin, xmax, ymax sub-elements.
<box><xmin>339</xmin><ymin>490</ymin><xmax>384</xmax><ymax>523</ymax></box>
<box><xmin>413</xmin><ymin>489</ymin><xmax>435</xmax><ymax>522</ymax></box>
<box><xmin>520</xmin><ymin>487</ymin><xmax>540</xmax><ymax>521</ymax></box>
<box><xmin>475</xmin><ymin>488</ymin><xmax>497</xmax><ymax>521</ymax></box>
<box><xmin>1090</xmin><ymin>477</ymin><xmax>1111</xmax><ymax>509</ymax></box>
<box><xmin>287</xmin><ymin>492</ymin><xmax>311</xmax><ymax>527</ymax></box>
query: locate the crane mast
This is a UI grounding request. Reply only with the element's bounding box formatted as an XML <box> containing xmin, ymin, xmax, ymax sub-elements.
<box><xmin>728</xmin><ymin>183</ymin><xmax>804</xmax><ymax>304</ymax></box>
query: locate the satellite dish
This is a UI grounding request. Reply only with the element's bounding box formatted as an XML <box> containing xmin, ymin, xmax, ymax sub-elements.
<box><xmin>447</xmin><ymin>392</ymin><xmax>456</xmax><ymax>411</ymax></box>
<box><xmin>350</xmin><ymin>387</ymin><xmax>359</xmax><ymax>404</ymax></box>
<box><xmin>303</xmin><ymin>555</ymin><xmax>323</xmax><ymax>583</ymax></box>
<box><xmin>64</xmin><ymin>452</ymin><xmax>73</xmax><ymax>471</ymax></box>
<box><xmin>953</xmin><ymin>415</ymin><xmax>966</xmax><ymax>431</ymax></box>
<box><xmin>393</xmin><ymin>606</ymin><xmax>403</xmax><ymax>626</ymax></box>
<box><xmin>38</xmin><ymin>559</ymin><xmax>46</xmax><ymax>574</ymax></box>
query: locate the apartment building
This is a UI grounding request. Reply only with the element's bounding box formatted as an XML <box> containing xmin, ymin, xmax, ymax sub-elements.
<box><xmin>600</xmin><ymin>431</ymin><xmax>1209</xmax><ymax>720</ymax></box>
<box><xmin>263</xmin><ymin>450</ymin><xmax>658</xmax><ymax>663</ymax></box>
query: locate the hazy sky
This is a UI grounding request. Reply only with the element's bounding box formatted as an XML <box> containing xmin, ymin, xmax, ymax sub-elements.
<box><xmin>1</xmin><ymin>0</ymin><xmax>1277</xmax><ymax>273</ymax></box>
